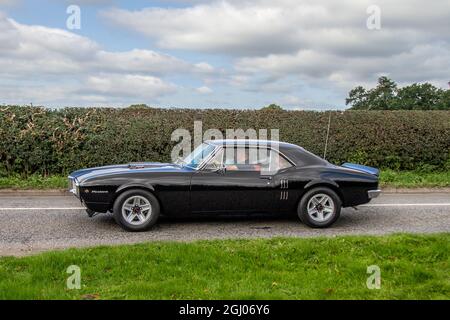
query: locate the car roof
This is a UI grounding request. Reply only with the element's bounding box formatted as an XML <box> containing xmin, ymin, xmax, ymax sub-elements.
<box><xmin>206</xmin><ymin>139</ymin><xmax>298</xmax><ymax>149</ymax></box>
<box><xmin>205</xmin><ymin>139</ymin><xmax>327</xmax><ymax>166</ymax></box>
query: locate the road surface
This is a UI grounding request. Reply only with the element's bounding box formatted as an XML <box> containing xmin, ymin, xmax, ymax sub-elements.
<box><xmin>0</xmin><ymin>192</ymin><xmax>449</xmax><ymax>256</ymax></box>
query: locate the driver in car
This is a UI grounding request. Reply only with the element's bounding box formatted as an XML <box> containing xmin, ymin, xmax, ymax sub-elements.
<box><xmin>226</xmin><ymin>149</ymin><xmax>262</xmax><ymax>171</ymax></box>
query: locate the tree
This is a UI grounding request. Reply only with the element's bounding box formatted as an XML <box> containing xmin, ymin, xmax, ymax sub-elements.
<box><xmin>128</xmin><ymin>104</ymin><xmax>151</xmax><ymax>109</ymax></box>
<box><xmin>394</xmin><ymin>83</ymin><xmax>444</xmax><ymax>110</ymax></box>
<box><xmin>261</xmin><ymin>104</ymin><xmax>283</xmax><ymax>111</ymax></box>
<box><xmin>346</xmin><ymin>76</ymin><xmax>397</xmax><ymax>110</ymax></box>
<box><xmin>345</xmin><ymin>86</ymin><xmax>368</xmax><ymax>110</ymax></box>
<box><xmin>437</xmin><ymin>89</ymin><xmax>450</xmax><ymax>110</ymax></box>
<box><xmin>346</xmin><ymin>77</ymin><xmax>449</xmax><ymax>110</ymax></box>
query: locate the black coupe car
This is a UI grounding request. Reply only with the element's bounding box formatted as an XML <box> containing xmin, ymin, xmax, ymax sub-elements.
<box><xmin>69</xmin><ymin>140</ymin><xmax>380</xmax><ymax>231</ymax></box>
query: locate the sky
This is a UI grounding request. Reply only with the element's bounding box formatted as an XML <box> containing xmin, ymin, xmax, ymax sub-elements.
<box><xmin>0</xmin><ymin>0</ymin><xmax>449</xmax><ymax>109</ymax></box>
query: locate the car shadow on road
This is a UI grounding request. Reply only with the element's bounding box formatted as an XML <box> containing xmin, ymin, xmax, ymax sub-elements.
<box><xmin>90</xmin><ymin>208</ymin><xmax>367</xmax><ymax>231</ymax></box>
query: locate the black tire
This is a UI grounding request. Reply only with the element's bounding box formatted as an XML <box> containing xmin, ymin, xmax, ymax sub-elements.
<box><xmin>113</xmin><ymin>189</ymin><xmax>160</xmax><ymax>232</ymax></box>
<box><xmin>298</xmin><ymin>187</ymin><xmax>341</xmax><ymax>228</ymax></box>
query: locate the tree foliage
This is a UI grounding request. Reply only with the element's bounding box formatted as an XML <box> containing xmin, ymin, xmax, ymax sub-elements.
<box><xmin>346</xmin><ymin>77</ymin><xmax>450</xmax><ymax>110</ymax></box>
<box><xmin>0</xmin><ymin>106</ymin><xmax>449</xmax><ymax>176</ymax></box>
<box><xmin>261</xmin><ymin>104</ymin><xmax>283</xmax><ymax>111</ymax></box>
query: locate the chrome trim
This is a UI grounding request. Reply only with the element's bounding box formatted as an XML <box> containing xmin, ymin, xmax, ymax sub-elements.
<box><xmin>237</xmin><ymin>143</ymin><xmax>296</xmax><ymax>167</ymax></box>
<box><xmin>200</xmin><ymin>142</ymin><xmax>296</xmax><ymax>172</ymax></box>
<box><xmin>368</xmin><ymin>189</ymin><xmax>381</xmax><ymax>199</ymax></box>
<box><xmin>280</xmin><ymin>190</ymin><xmax>289</xmax><ymax>200</ymax></box>
<box><xmin>280</xmin><ymin>179</ymin><xmax>289</xmax><ymax>189</ymax></box>
<box><xmin>197</xmin><ymin>143</ymin><xmax>222</xmax><ymax>171</ymax></box>
<box><xmin>68</xmin><ymin>176</ymin><xmax>80</xmax><ymax>196</ymax></box>
<box><xmin>182</xmin><ymin>141</ymin><xmax>220</xmax><ymax>171</ymax></box>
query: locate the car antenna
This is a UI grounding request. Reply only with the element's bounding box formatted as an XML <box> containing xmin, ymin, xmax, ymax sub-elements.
<box><xmin>323</xmin><ymin>110</ymin><xmax>332</xmax><ymax>160</ymax></box>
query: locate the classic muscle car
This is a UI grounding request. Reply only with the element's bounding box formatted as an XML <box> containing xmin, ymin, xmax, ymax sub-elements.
<box><xmin>68</xmin><ymin>140</ymin><xmax>380</xmax><ymax>231</ymax></box>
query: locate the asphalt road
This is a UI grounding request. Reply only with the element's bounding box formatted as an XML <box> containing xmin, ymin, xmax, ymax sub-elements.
<box><xmin>0</xmin><ymin>193</ymin><xmax>449</xmax><ymax>256</ymax></box>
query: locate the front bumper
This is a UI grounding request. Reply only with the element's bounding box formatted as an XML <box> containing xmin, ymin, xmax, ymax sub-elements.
<box><xmin>68</xmin><ymin>176</ymin><xmax>80</xmax><ymax>198</ymax></box>
<box><xmin>368</xmin><ymin>189</ymin><xmax>381</xmax><ymax>199</ymax></box>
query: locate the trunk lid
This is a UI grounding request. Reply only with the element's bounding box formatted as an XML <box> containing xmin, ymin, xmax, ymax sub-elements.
<box><xmin>341</xmin><ymin>163</ymin><xmax>379</xmax><ymax>177</ymax></box>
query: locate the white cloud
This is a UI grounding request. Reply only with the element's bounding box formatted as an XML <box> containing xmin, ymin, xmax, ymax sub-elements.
<box><xmin>83</xmin><ymin>74</ymin><xmax>176</xmax><ymax>98</ymax></box>
<box><xmin>102</xmin><ymin>0</ymin><xmax>450</xmax><ymax>56</ymax></box>
<box><xmin>0</xmin><ymin>15</ymin><xmax>209</xmax><ymax>76</ymax></box>
<box><xmin>194</xmin><ymin>62</ymin><xmax>215</xmax><ymax>74</ymax></box>
<box><xmin>196</xmin><ymin>86</ymin><xmax>212</xmax><ymax>94</ymax></box>
<box><xmin>102</xmin><ymin>2</ymin><xmax>301</xmax><ymax>56</ymax></box>
<box><xmin>61</xmin><ymin>0</ymin><xmax>114</xmax><ymax>5</ymax></box>
<box><xmin>0</xmin><ymin>12</ymin><xmax>214</xmax><ymax>106</ymax></box>
<box><xmin>1</xmin><ymin>0</ymin><xmax>449</xmax><ymax>108</ymax></box>
<box><xmin>103</xmin><ymin>0</ymin><xmax>450</xmax><ymax>92</ymax></box>
<box><xmin>0</xmin><ymin>0</ymin><xmax>18</xmax><ymax>6</ymax></box>
<box><xmin>94</xmin><ymin>49</ymin><xmax>191</xmax><ymax>75</ymax></box>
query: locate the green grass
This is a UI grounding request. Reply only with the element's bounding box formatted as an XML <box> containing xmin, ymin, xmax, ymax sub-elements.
<box><xmin>0</xmin><ymin>234</ymin><xmax>448</xmax><ymax>300</ymax></box>
<box><xmin>1</xmin><ymin>170</ymin><xmax>449</xmax><ymax>190</ymax></box>
<box><xmin>0</xmin><ymin>175</ymin><xmax>67</xmax><ymax>189</ymax></box>
<box><xmin>380</xmin><ymin>170</ymin><xmax>450</xmax><ymax>188</ymax></box>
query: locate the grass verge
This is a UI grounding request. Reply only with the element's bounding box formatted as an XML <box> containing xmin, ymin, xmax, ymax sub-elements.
<box><xmin>379</xmin><ymin>170</ymin><xmax>450</xmax><ymax>188</ymax></box>
<box><xmin>0</xmin><ymin>175</ymin><xmax>67</xmax><ymax>189</ymax></box>
<box><xmin>0</xmin><ymin>234</ymin><xmax>448</xmax><ymax>300</ymax></box>
<box><xmin>1</xmin><ymin>170</ymin><xmax>449</xmax><ymax>190</ymax></box>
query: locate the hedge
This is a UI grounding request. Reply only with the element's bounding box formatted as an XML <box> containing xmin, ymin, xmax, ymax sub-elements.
<box><xmin>0</xmin><ymin>106</ymin><xmax>449</xmax><ymax>176</ymax></box>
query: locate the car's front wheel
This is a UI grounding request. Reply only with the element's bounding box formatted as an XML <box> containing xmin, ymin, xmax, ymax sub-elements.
<box><xmin>113</xmin><ymin>189</ymin><xmax>160</xmax><ymax>232</ymax></box>
<box><xmin>298</xmin><ymin>187</ymin><xmax>341</xmax><ymax>228</ymax></box>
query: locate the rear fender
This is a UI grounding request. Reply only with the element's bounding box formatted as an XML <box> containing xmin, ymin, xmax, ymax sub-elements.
<box><xmin>304</xmin><ymin>179</ymin><xmax>339</xmax><ymax>190</ymax></box>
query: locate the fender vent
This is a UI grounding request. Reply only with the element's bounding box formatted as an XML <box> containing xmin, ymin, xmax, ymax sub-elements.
<box><xmin>280</xmin><ymin>179</ymin><xmax>289</xmax><ymax>200</ymax></box>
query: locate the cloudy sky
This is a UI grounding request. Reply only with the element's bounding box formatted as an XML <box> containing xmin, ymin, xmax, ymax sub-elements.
<box><xmin>0</xmin><ymin>0</ymin><xmax>449</xmax><ymax>109</ymax></box>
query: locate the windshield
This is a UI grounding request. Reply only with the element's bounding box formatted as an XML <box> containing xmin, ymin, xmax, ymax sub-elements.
<box><xmin>181</xmin><ymin>143</ymin><xmax>216</xmax><ymax>169</ymax></box>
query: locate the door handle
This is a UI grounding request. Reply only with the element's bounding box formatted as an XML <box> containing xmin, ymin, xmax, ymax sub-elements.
<box><xmin>260</xmin><ymin>176</ymin><xmax>273</xmax><ymax>180</ymax></box>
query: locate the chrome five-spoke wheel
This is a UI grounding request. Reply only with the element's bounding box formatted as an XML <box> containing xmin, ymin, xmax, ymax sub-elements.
<box><xmin>298</xmin><ymin>187</ymin><xmax>341</xmax><ymax>228</ymax></box>
<box><xmin>307</xmin><ymin>194</ymin><xmax>335</xmax><ymax>222</ymax></box>
<box><xmin>113</xmin><ymin>189</ymin><xmax>160</xmax><ymax>232</ymax></box>
<box><xmin>121</xmin><ymin>196</ymin><xmax>152</xmax><ymax>226</ymax></box>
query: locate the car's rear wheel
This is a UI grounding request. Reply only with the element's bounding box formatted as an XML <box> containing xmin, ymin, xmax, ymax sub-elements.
<box><xmin>113</xmin><ymin>189</ymin><xmax>160</xmax><ymax>232</ymax></box>
<box><xmin>298</xmin><ymin>187</ymin><xmax>341</xmax><ymax>228</ymax></box>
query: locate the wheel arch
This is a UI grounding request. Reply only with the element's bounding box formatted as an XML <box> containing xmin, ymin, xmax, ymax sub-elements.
<box><xmin>301</xmin><ymin>180</ymin><xmax>345</xmax><ymax>206</ymax></box>
<box><xmin>111</xmin><ymin>184</ymin><xmax>161</xmax><ymax>211</ymax></box>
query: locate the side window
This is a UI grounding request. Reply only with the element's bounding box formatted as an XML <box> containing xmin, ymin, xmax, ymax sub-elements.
<box><xmin>222</xmin><ymin>146</ymin><xmax>292</xmax><ymax>173</ymax></box>
<box><xmin>264</xmin><ymin>150</ymin><xmax>292</xmax><ymax>174</ymax></box>
<box><xmin>224</xmin><ymin>147</ymin><xmax>262</xmax><ymax>172</ymax></box>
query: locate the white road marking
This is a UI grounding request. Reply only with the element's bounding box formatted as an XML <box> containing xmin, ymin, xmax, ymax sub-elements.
<box><xmin>362</xmin><ymin>203</ymin><xmax>450</xmax><ymax>207</ymax></box>
<box><xmin>0</xmin><ymin>207</ymin><xmax>85</xmax><ymax>210</ymax></box>
<box><xmin>0</xmin><ymin>204</ymin><xmax>450</xmax><ymax>211</ymax></box>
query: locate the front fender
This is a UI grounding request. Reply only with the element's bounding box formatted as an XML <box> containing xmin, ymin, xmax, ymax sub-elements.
<box><xmin>116</xmin><ymin>183</ymin><xmax>156</xmax><ymax>194</ymax></box>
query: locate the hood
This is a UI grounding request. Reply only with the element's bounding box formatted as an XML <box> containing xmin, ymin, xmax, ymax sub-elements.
<box><xmin>69</xmin><ymin>162</ymin><xmax>187</xmax><ymax>181</ymax></box>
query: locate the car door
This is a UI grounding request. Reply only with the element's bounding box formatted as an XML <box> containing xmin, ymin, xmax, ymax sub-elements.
<box><xmin>189</xmin><ymin>146</ymin><xmax>280</xmax><ymax>214</ymax></box>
